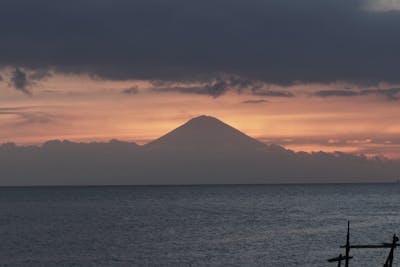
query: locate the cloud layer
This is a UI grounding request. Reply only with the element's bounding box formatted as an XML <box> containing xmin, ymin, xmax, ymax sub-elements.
<box><xmin>313</xmin><ymin>88</ymin><xmax>400</xmax><ymax>100</ymax></box>
<box><xmin>0</xmin><ymin>0</ymin><xmax>400</xmax><ymax>85</ymax></box>
<box><xmin>0</xmin><ymin>106</ymin><xmax>54</xmax><ymax>125</ymax></box>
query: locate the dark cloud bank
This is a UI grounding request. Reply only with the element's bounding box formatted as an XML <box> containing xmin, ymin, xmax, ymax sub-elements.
<box><xmin>0</xmin><ymin>116</ymin><xmax>398</xmax><ymax>186</ymax></box>
<box><xmin>151</xmin><ymin>77</ymin><xmax>296</xmax><ymax>98</ymax></box>
<box><xmin>1</xmin><ymin>0</ymin><xmax>400</xmax><ymax>85</ymax></box>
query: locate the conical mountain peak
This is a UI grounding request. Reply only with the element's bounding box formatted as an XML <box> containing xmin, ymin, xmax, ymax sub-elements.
<box><xmin>146</xmin><ymin>115</ymin><xmax>266</xmax><ymax>152</ymax></box>
<box><xmin>186</xmin><ymin>115</ymin><xmax>222</xmax><ymax>123</ymax></box>
<box><xmin>180</xmin><ymin>115</ymin><xmax>234</xmax><ymax>130</ymax></box>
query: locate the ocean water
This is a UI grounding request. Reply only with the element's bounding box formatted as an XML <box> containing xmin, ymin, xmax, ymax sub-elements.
<box><xmin>0</xmin><ymin>184</ymin><xmax>400</xmax><ymax>266</ymax></box>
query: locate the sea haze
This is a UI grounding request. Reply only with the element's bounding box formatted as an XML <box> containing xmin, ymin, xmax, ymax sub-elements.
<box><xmin>1</xmin><ymin>184</ymin><xmax>399</xmax><ymax>266</ymax></box>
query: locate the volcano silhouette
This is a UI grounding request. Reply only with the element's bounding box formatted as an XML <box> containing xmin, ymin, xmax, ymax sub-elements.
<box><xmin>146</xmin><ymin>115</ymin><xmax>267</xmax><ymax>153</ymax></box>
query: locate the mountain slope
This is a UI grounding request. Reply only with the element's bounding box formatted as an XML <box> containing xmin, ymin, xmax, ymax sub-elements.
<box><xmin>145</xmin><ymin>115</ymin><xmax>267</xmax><ymax>153</ymax></box>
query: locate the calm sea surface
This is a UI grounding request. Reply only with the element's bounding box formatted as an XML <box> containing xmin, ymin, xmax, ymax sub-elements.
<box><xmin>1</xmin><ymin>184</ymin><xmax>400</xmax><ymax>266</ymax></box>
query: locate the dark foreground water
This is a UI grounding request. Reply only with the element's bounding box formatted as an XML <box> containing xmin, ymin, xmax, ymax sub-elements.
<box><xmin>1</xmin><ymin>184</ymin><xmax>400</xmax><ymax>266</ymax></box>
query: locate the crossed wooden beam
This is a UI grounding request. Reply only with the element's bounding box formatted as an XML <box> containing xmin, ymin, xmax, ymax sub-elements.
<box><xmin>328</xmin><ymin>221</ymin><xmax>399</xmax><ymax>267</ymax></box>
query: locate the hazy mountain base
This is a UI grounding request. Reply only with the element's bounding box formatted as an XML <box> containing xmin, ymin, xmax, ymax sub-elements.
<box><xmin>1</xmin><ymin>115</ymin><xmax>399</xmax><ymax>186</ymax></box>
<box><xmin>0</xmin><ymin>140</ymin><xmax>397</xmax><ymax>186</ymax></box>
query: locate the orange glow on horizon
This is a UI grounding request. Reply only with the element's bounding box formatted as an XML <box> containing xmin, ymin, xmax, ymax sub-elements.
<box><xmin>1</xmin><ymin>73</ymin><xmax>400</xmax><ymax>158</ymax></box>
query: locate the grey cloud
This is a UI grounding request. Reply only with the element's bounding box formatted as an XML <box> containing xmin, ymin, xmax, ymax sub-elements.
<box><xmin>152</xmin><ymin>77</ymin><xmax>256</xmax><ymax>98</ymax></box>
<box><xmin>151</xmin><ymin>77</ymin><xmax>291</xmax><ymax>98</ymax></box>
<box><xmin>154</xmin><ymin>85</ymin><xmax>226</xmax><ymax>98</ymax></box>
<box><xmin>0</xmin><ymin>107</ymin><xmax>54</xmax><ymax>125</ymax></box>
<box><xmin>313</xmin><ymin>88</ymin><xmax>400</xmax><ymax>100</ymax></box>
<box><xmin>30</xmin><ymin>69</ymin><xmax>52</xmax><ymax>80</ymax></box>
<box><xmin>16</xmin><ymin>112</ymin><xmax>54</xmax><ymax>125</ymax></box>
<box><xmin>205</xmin><ymin>79</ymin><xmax>241</xmax><ymax>98</ymax></box>
<box><xmin>41</xmin><ymin>89</ymin><xmax>60</xmax><ymax>94</ymax></box>
<box><xmin>10</xmin><ymin>68</ymin><xmax>31</xmax><ymax>95</ymax></box>
<box><xmin>1</xmin><ymin>0</ymin><xmax>400</xmax><ymax>85</ymax></box>
<box><xmin>153</xmin><ymin>86</ymin><xmax>211</xmax><ymax>95</ymax></box>
<box><xmin>202</xmin><ymin>77</ymin><xmax>259</xmax><ymax>98</ymax></box>
<box><xmin>122</xmin><ymin>86</ymin><xmax>139</xmax><ymax>95</ymax></box>
<box><xmin>241</xmin><ymin>99</ymin><xmax>268</xmax><ymax>104</ymax></box>
<box><xmin>361</xmin><ymin>88</ymin><xmax>400</xmax><ymax>100</ymax></box>
<box><xmin>314</xmin><ymin>90</ymin><xmax>360</xmax><ymax>97</ymax></box>
<box><xmin>0</xmin><ymin>107</ymin><xmax>27</xmax><ymax>113</ymax></box>
<box><xmin>206</xmin><ymin>80</ymin><xmax>228</xmax><ymax>98</ymax></box>
<box><xmin>252</xmin><ymin>88</ymin><xmax>295</xmax><ymax>97</ymax></box>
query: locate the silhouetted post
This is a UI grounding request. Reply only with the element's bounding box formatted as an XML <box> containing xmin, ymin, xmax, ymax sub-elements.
<box><xmin>345</xmin><ymin>221</ymin><xmax>350</xmax><ymax>267</ymax></box>
<box><xmin>383</xmin><ymin>234</ymin><xmax>399</xmax><ymax>267</ymax></box>
<box><xmin>328</xmin><ymin>222</ymin><xmax>353</xmax><ymax>266</ymax></box>
<box><xmin>337</xmin><ymin>254</ymin><xmax>342</xmax><ymax>267</ymax></box>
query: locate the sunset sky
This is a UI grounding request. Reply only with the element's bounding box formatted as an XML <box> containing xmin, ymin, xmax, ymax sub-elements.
<box><xmin>1</xmin><ymin>0</ymin><xmax>400</xmax><ymax>158</ymax></box>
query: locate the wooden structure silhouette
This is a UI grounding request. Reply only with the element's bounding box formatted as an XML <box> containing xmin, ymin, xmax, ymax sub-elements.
<box><xmin>328</xmin><ymin>221</ymin><xmax>399</xmax><ymax>266</ymax></box>
<box><xmin>327</xmin><ymin>221</ymin><xmax>353</xmax><ymax>267</ymax></box>
<box><xmin>327</xmin><ymin>254</ymin><xmax>353</xmax><ymax>267</ymax></box>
